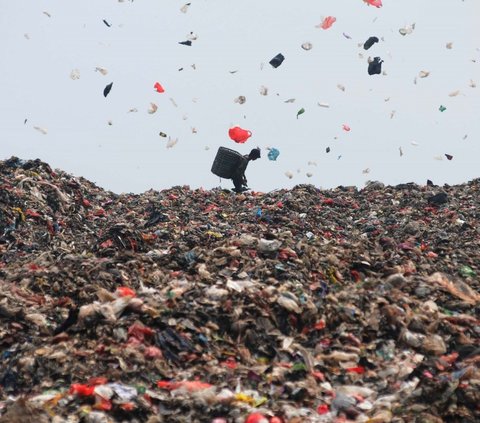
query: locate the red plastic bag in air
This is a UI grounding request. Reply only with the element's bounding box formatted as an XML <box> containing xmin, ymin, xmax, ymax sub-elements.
<box><xmin>228</xmin><ymin>126</ymin><xmax>252</xmax><ymax>143</ymax></box>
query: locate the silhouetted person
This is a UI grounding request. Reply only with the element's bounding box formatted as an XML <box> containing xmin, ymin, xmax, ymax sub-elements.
<box><xmin>232</xmin><ymin>148</ymin><xmax>261</xmax><ymax>193</ymax></box>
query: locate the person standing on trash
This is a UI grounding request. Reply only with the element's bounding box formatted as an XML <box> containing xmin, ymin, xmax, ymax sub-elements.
<box><xmin>231</xmin><ymin>148</ymin><xmax>261</xmax><ymax>193</ymax></box>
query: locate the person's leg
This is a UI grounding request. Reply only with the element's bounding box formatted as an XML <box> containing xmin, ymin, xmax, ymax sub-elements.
<box><xmin>232</xmin><ymin>175</ymin><xmax>243</xmax><ymax>192</ymax></box>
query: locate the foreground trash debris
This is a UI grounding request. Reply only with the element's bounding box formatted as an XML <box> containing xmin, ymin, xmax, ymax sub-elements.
<box><xmin>0</xmin><ymin>157</ymin><xmax>479</xmax><ymax>422</ymax></box>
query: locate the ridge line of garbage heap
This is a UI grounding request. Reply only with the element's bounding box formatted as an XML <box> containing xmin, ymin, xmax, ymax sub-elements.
<box><xmin>0</xmin><ymin>157</ymin><xmax>479</xmax><ymax>423</ymax></box>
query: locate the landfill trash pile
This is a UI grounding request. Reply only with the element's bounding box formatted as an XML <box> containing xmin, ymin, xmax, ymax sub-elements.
<box><xmin>1</xmin><ymin>157</ymin><xmax>480</xmax><ymax>422</ymax></box>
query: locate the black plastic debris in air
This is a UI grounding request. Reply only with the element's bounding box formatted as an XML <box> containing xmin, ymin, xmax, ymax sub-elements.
<box><xmin>269</xmin><ymin>53</ymin><xmax>285</xmax><ymax>68</ymax></box>
<box><xmin>368</xmin><ymin>57</ymin><xmax>383</xmax><ymax>75</ymax></box>
<box><xmin>103</xmin><ymin>82</ymin><xmax>113</xmax><ymax>98</ymax></box>
<box><xmin>363</xmin><ymin>36</ymin><xmax>379</xmax><ymax>50</ymax></box>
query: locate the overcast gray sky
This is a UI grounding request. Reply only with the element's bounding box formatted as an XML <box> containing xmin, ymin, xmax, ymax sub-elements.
<box><xmin>1</xmin><ymin>0</ymin><xmax>479</xmax><ymax>194</ymax></box>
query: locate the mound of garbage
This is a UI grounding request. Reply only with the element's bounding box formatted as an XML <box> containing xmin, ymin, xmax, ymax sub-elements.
<box><xmin>0</xmin><ymin>157</ymin><xmax>479</xmax><ymax>423</ymax></box>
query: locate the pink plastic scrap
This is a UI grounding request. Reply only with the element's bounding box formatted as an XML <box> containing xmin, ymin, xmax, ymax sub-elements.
<box><xmin>320</xmin><ymin>16</ymin><xmax>336</xmax><ymax>30</ymax></box>
<box><xmin>364</xmin><ymin>0</ymin><xmax>383</xmax><ymax>7</ymax></box>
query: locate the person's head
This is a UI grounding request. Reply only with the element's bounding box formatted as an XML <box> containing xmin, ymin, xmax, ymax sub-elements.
<box><xmin>248</xmin><ymin>148</ymin><xmax>261</xmax><ymax>161</ymax></box>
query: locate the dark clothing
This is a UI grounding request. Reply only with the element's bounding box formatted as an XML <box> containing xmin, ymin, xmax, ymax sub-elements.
<box><xmin>232</xmin><ymin>155</ymin><xmax>250</xmax><ymax>192</ymax></box>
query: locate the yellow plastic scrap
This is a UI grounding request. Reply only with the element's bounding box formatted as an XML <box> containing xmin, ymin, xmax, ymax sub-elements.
<box><xmin>234</xmin><ymin>392</ymin><xmax>256</xmax><ymax>405</ymax></box>
<box><xmin>327</xmin><ymin>267</ymin><xmax>338</xmax><ymax>284</ymax></box>
<box><xmin>43</xmin><ymin>393</ymin><xmax>65</xmax><ymax>417</ymax></box>
<box><xmin>254</xmin><ymin>396</ymin><xmax>268</xmax><ymax>407</ymax></box>
<box><xmin>12</xmin><ymin>207</ymin><xmax>25</xmax><ymax>222</ymax></box>
<box><xmin>234</xmin><ymin>393</ymin><xmax>268</xmax><ymax>407</ymax></box>
<box><xmin>206</xmin><ymin>231</ymin><xmax>223</xmax><ymax>238</ymax></box>
<box><xmin>25</xmin><ymin>170</ymin><xmax>41</xmax><ymax>179</ymax></box>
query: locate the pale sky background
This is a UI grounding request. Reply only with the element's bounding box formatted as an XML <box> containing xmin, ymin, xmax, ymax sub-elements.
<box><xmin>1</xmin><ymin>0</ymin><xmax>479</xmax><ymax>194</ymax></box>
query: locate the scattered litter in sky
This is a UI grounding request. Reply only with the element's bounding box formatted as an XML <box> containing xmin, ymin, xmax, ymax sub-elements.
<box><xmin>159</xmin><ymin>132</ymin><xmax>167</xmax><ymax>138</ymax></box>
<box><xmin>269</xmin><ymin>53</ymin><xmax>285</xmax><ymax>68</ymax></box>
<box><xmin>362</xmin><ymin>168</ymin><xmax>370</xmax><ymax>174</ymax></box>
<box><xmin>103</xmin><ymin>82</ymin><xmax>113</xmax><ymax>97</ymax></box>
<box><xmin>5</xmin><ymin>0</ymin><xmax>477</xmax><ymax>191</ymax></box>
<box><xmin>259</xmin><ymin>86</ymin><xmax>268</xmax><ymax>96</ymax></box>
<box><xmin>95</xmin><ymin>66</ymin><xmax>108</xmax><ymax>75</ymax></box>
<box><xmin>107</xmin><ymin>120</ymin><xmax>112</xmax><ymax>126</ymax></box>
<box><xmin>363</xmin><ymin>36</ymin><xmax>379</xmax><ymax>50</ymax></box>
<box><xmin>411</xmin><ymin>141</ymin><xmax>420</xmax><ymax>146</ymax></box>
<box><xmin>70</xmin><ymin>69</ymin><xmax>80</xmax><ymax>80</ymax></box>
<box><xmin>285</xmin><ymin>171</ymin><xmax>293</xmax><ymax>179</ymax></box>
<box><xmin>33</xmin><ymin>126</ymin><xmax>48</xmax><ymax>135</ymax></box>
<box><xmin>166</xmin><ymin>137</ymin><xmax>178</xmax><ymax>148</ymax></box>
<box><xmin>368</xmin><ymin>57</ymin><xmax>383</xmax><ymax>75</ymax></box>
<box><xmin>399</xmin><ymin>23</ymin><xmax>415</xmax><ymax>36</ymax></box>
<box><xmin>180</xmin><ymin>3</ymin><xmax>191</xmax><ymax>13</ymax></box>
<box><xmin>337</xmin><ymin>155</ymin><xmax>342</xmax><ymax>160</ymax></box>
<box><xmin>318</xmin><ymin>16</ymin><xmax>336</xmax><ymax>30</ymax></box>
<box><xmin>434</xmin><ymin>155</ymin><xmax>443</xmax><ymax>161</ymax></box>
<box><xmin>301</xmin><ymin>42</ymin><xmax>313</xmax><ymax>51</ymax></box>
<box><xmin>154</xmin><ymin>82</ymin><xmax>165</xmax><ymax>93</ymax></box>
<box><xmin>267</xmin><ymin>148</ymin><xmax>280</xmax><ymax>161</ymax></box>
<box><xmin>147</xmin><ymin>103</ymin><xmax>158</xmax><ymax>114</ymax></box>
<box><xmin>191</xmin><ymin>127</ymin><xmax>198</xmax><ymax>134</ymax></box>
<box><xmin>463</xmin><ymin>134</ymin><xmax>468</xmax><ymax>140</ymax></box>
<box><xmin>306</xmin><ymin>172</ymin><xmax>313</xmax><ymax>177</ymax></box>
<box><xmin>234</xmin><ymin>96</ymin><xmax>246</xmax><ymax>104</ymax></box>
<box><xmin>308</xmin><ymin>161</ymin><xmax>317</xmax><ymax>166</ymax></box>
